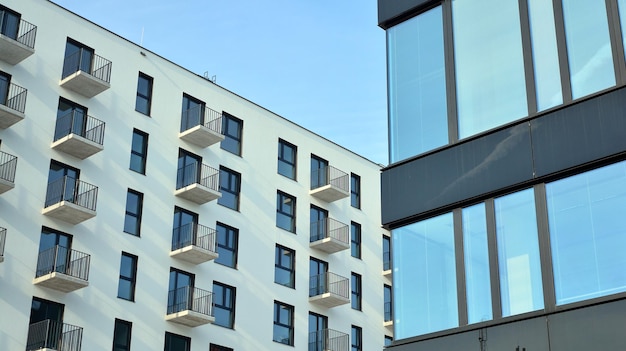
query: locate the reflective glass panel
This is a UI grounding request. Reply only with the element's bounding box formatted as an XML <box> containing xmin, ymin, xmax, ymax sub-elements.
<box><xmin>546</xmin><ymin>161</ymin><xmax>626</xmax><ymax>305</ymax></box>
<box><xmin>392</xmin><ymin>212</ymin><xmax>457</xmax><ymax>339</ymax></box>
<box><xmin>618</xmin><ymin>0</ymin><xmax>626</xmax><ymax>60</ymax></box>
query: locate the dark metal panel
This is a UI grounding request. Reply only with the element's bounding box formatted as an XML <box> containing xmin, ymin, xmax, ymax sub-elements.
<box><xmin>486</xmin><ymin>317</ymin><xmax>550</xmax><ymax>351</ymax></box>
<box><xmin>378</xmin><ymin>0</ymin><xmax>438</xmax><ymax>28</ymax></box>
<box><xmin>386</xmin><ymin>329</ymin><xmax>479</xmax><ymax>351</ymax></box>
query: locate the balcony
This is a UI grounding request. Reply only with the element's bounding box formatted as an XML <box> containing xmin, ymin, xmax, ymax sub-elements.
<box><xmin>26</xmin><ymin>319</ymin><xmax>82</xmax><ymax>351</ymax></box>
<box><xmin>0</xmin><ymin>227</ymin><xmax>5</xmax><ymax>263</ymax></box>
<box><xmin>33</xmin><ymin>245</ymin><xmax>90</xmax><ymax>292</ymax></box>
<box><xmin>0</xmin><ymin>18</ymin><xmax>36</xmax><ymax>64</ymax></box>
<box><xmin>0</xmin><ymin>151</ymin><xmax>17</xmax><ymax>194</ymax></box>
<box><xmin>59</xmin><ymin>52</ymin><xmax>111</xmax><ymax>98</ymax></box>
<box><xmin>179</xmin><ymin>105</ymin><xmax>225</xmax><ymax>148</ymax></box>
<box><xmin>310</xmin><ymin>166</ymin><xmax>349</xmax><ymax>202</ymax></box>
<box><xmin>42</xmin><ymin>176</ymin><xmax>97</xmax><ymax>225</ymax></box>
<box><xmin>384</xmin><ymin>301</ymin><xmax>393</xmax><ymax>328</ymax></box>
<box><xmin>166</xmin><ymin>286</ymin><xmax>215</xmax><ymax>327</ymax></box>
<box><xmin>0</xmin><ymin>81</ymin><xmax>27</xmax><ymax>128</ymax></box>
<box><xmin>170</xmin><ymin>223</ymin><xmax>219</xmax><ymax>264</ymax></box>
<box><xmin>308</xmin><ymin>329</ymin><xmax>349</xmax><ymax>351</ymax></box>
<box><xmin>175</xmin><ymin>163</ymin><xmax>221</xmax><ymax>204</ymax></box>
<box><xmin>51</xmin><ymin>111</ymin><xmax>105</xmax><ymax>159</ymax></box>
<box><xmin>309</xmin><ymin>272</ymin><xmax>350</xmax><ymax>308</ymax></box>
<box><xmin>310</xmin><ymin>218</ymin><xmax>349</xmax><ymax>254</ymax></box>
<box><xmin>383</xmin><ymin>250</ymin><xmax>392</xmax><ymax>277</ymax></box>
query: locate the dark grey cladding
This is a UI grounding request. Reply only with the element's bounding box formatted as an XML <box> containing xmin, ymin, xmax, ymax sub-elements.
<box><xmin>378</xmin><ymin>0</ymin><xmax>438</xmax><ymax>28</ymax></box>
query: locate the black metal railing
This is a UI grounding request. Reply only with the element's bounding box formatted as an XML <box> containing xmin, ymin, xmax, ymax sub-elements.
<box><xmin>309</xmin><ymin>272</ymin><xmax>349</xmax><ymax>299</ymax></box>
<box><xmin>2</xmin><ymin>18</ymin><xmax>37</xmax><ymax>49</ymax></box>
<box><xmin>53</xmin><ymin>111</ymin><xmax>105</xmax><ymax>145</ymax></box>
<box><xmin>62</xmin><ymin>51</ymin><xmax>112</xmax><ymax>83</ymax></box>
<box><xmin>35</xmin><ymin>245</ymin><xmax>90</xmax><ymax>281</ymax></box>
<box><xmin>0</xmin><ymin>227</ymin><xmax>5</xmax><ymax>258</ymax></box>
<box><xmin>311</xmin><ymin>166</ymin><xmax>349</xmax><ymax>192</ymax></box>
<box><xmin>0</xmin><ymin>81</ymin><xmax>27</xmax><ymax>113</ymax></box>
<box><xmin>176</xmin><ymin>162</ymin><xmax>219</xmax><ymax>191</ymax></box>
<box><xmin>308</xmin><ymin>329</ymin><xmax>349</xmax><ymax>351</ymax></box>
<box><xmin>26</xmin><ymin>320</ymin><xmax>82</xmax><ymax>351</ymax></box>
<box><xmin>171</xmin><ymin>223</ymin><xmax>217</xmax><ymax>253</ymax></box>
<box><xmin>44</xmin><ymin>176</ymin><xmax>98</xmax><ymax>211</ymax></box>
<box><xmin>384</xmin><ymin>301</ymin><xmax>393</xmax><ymax>322</ymax></box>
<box><xmin>0</xmin><ymin>151</ymin><xmax>17</xmax><ymax>184</ymax></box>
<box><xmin>383</xmin><ymin>250</ymin><xmax>391</xmax><ymax>271</ymax></box>
<box><xmin>167</xmin><ymin>286</ymin><xmax>214</xmax><ymax>316</ymax></box>
<box><xmin>180</xmin><ymin>104</ymin><xmax>223</xmax><ymax>134</ymax></box>
<box><xmin>310</xmin><ymin>218</ymin><xmax>349</xmax><ymax>244</ymax></box>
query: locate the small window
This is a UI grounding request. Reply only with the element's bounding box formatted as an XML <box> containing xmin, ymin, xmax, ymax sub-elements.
<box><xmin>218</xmin><ymin>166</ymin><xmax>241</xmax><ymax>210</ymax></box>
<box><xmin>215</xmin><ymin>222</ymin><xmax>238</xmax><ymax>268</ymax></box>
<box><xmin>221</xmin><ymin>113</ymin><xmax>243</xmax><ymax>155</ymax></box>
<box><xmin>273</xmin><ymin>301</ymin><xmax>294</xmax><ymax>346</ymax></box>
<box><xmin>213</xmin><ymin>282</ymin><xmax>236</xmax><ymax>329</ymax></box>
<box><xmin>351</xmin><ymin>222</ymin><xmax>361</xmax><ymax>259</ymax></box>
<box><xmin>384</xmin><ymin>336</ymin><xmax>393</xmax><ymax>346</ymax></box>
<box><xmin>351</xmin><ymin>173</ymin><xmax>361</xmax><ymax>208</ymax></box>
<box><xmin>129</xmin><ymin>129</ymin><xmax>148</xmax><ymax>174</ymax></box>
<box><xmin>123</xmin><ymin>189</ymin><xmax>143</xmax><ymax>236</ymax></box>
<box><xmin>117</xmin><ymin>252</ymin><xmax>137</xmax><ymax>301</ymax></box>
<box><xmin>384</xmin><ymin>284</ymin><xmax>393</xmax><ymax>322</ymax></box>
<box><xmin>351</xmin><ymin>272</ymin><xmax>362</xmax><ymax>310</ymax></box>
<box><xmin>135</xmin><ymin>72</ymin><xmax>153</xmax><ymax>116</ymax></box>
<box><xmin>164</xmin><ymin>332</ymin><xmax>190</xmax><ymax>351</ymax></box>
<box><xmin>209</xmin><ymin>344</ymin><xmax>233</xmax><ymax>351</ymax></box>
<box><xmin>278</xmin><ymin>139</ymin><xmax>297</xmax><ymax>179</ymax></box>
<box><xmin>112</xmin><ymin>319</ymin><xmax>132</xmax><ymax>351</ymax></box>
<box><xmin>180</xmin><ymin>93</ymin><xmax>205</xmax><ymax>131</ymax></box>
<box><xmin>0</xmin><ymin>6</ymin><xmax>21</xmax><ymax>40</ymax></box>
<box><xmin>276</xmin><ymin>191</ymin><xmax>296</xmax><ymax>233</ymax></box>
<box><xmin>275</xmin><ymin>245</ymin><xmax>295</xmax><ymax>288</ymax></box>
<box><xmin>351</xmin><ymin>326</ymin><xmax>362</xmax><ymax>351</ymax></box>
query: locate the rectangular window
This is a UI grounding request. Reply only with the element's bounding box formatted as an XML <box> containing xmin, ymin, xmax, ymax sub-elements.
<box><xmin>135</xmin><ymin>72</ymin><xmax>153</xmax><ymax>115</ymax></box>
<box><xmin>54</xmin><ymin>98</ymin><xmax>89</xmax><ymax>141</ymax></box>
<box><xmin>273</xmin><ymin>301</ymin><xmax>294</xmax><ymax>345</ymax></box>
<box><xmin>210</xmin><ymin>344</ymin><xmax>233</xmax><ymax>351</ymax></box>
<box><xmin>383</xmin><ymin>235</ymin><xmax>391</xmax><ymax>271</ymax></box>
<box><xmin>129</xmin><ymin>129</ymin><xmax>148</xmax><ymax>174</ymax></box>
<box><xmin>462</xmin><ymin>203</ymin><xmax>492</xmax><ymax>323</ymax></box>
<box><xmin>45</xmin><ymin>160</ymin><xmax>80</xmax><ymax>207</ymax></box>
<box><xmin>167</xmin><ymin>268</ymin><xmax>194</xmax><ymax>314</ymax></box>
<box><xmin>275</xmin><ymin>245</ymin><xmax>295</xmax><ymax>288</ymax></box>
<box><xmin>62</xmin><ymin>38</ymin><xmax>95</xmax><ymax>79</ymax></box>
<box><xmin>112</xmin><ymin>319</ymin><xmax>132</xmax><ymax>351</ymax></box>
<box><xmin>221</xmin><ymin>113</ymin><xmax>243</xmax><ymax>155</ymax></box>
<box><xmin>180</xmin><ymin>93</ymin><xmax>205</xmax><ymax>131</ymax></box>
<box><xmin>276</xmin><ymin>191</ymin><xmax>296</xmax><ymax>232</ymax></box>
<box><xmin>351</xmin><ymin>222</ymin><xmax>361</xmax><ymax>259</ymax></box>
<box><xmin>351</xmin><ymin>272</ymin><xmax>362</xmax><ymax>311</ymax></box>
<box><xmin>123</xmin><ymin>189</ymin><xmax>143</xmax><ymax>236</ymax></box>
<box><xmin>218</xmin><ymin>166</ymin><xmax>241</xmax><ymax>210</ymax></box>
<box><xmin>117</xmin><ymin>252</ymin><xmax>137</xmax><ymax>301</ymax></box>
<box><xmin>0</xmin><ymin>71</ymin><xmax>10</xmax><ymax>106</ymax></box>
<box><xmin>164</xmin><ymin>332</ymin><xmax>190</xmax><ymax>351</ymax></box>
<box><xmin>213</xmin><ymin>282</ymin><xmax>236</xmax><ymax>329</ymax></box>
<box><xmin>278</xmin><ymin>139</ymin><xmax>297</xmax><ymax>179</ymax></box>
<box><xmin>384</xmin><ymin>336</ymin><xmax>393</xmax><ymax>346</ymax></box>
<box><xmin>350</xmin><ymin>173</ymin><xmax>360</xmax><ymax>208</ymax></box>
<box><xmin>215</xmin><ymin>222</ymin><xmax>238</xmax><ymax>268</ymax></box>
<box><xmin>384</xmin><ymin>284</ymin><xmax>392</xmax><ymax>322</ymax></box>
<box><xmin>310</xmin><ymin>205</ymin><xmax>328</xmax><ymax>242</ymax></box>
<box><xmin>310</xmin><ymin>155</ymin><xmax>328</xmax><ymax>189</ymax></box>
<box><xmin>351</xmin><ymin>325</ymin><xmax>362</xmax><ymax>351</ymax></box>
<box><xmin>0</xmin><ymin>6</ymin><xmax>20</xmax><ymax>40</ymax></box>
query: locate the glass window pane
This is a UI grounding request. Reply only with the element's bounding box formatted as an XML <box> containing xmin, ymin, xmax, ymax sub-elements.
<box><xmin>117</xmin><ymin>279</ymin><xmax>132</xmax><ymax>300</ymax></box>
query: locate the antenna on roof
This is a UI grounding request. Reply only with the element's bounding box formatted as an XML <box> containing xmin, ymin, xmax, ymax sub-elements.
<box><xmin>203</xmin><ymin>71</ymin><xmax>216</xmax><ymax>83</ymax></box>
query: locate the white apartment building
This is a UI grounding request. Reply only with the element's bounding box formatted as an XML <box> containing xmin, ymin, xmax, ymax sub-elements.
<box><xmin>0</xmin><ymin>1</ymin><xmax>392</xmax><ymax>350</ymax></box>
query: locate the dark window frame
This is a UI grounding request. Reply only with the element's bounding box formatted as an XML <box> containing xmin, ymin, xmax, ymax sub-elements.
<box><xmin>112</xmin><ymin>318</ymin><xmax>132</xmax><ymax>351</ymax></box>
<box><xmin>278</xmin><ymin>139</ymin><xmax>297</xmax><ymax>180</ymax></box>
<box><xmin>135</xmin><ymin>72</ymin><xmax>153</xmax><ymax>116</ymax></box>
<box><xmin>351</xmin><ymin>272</ymin><xmax>362</xmax><ymax>311</ymax></box>
<box><xmin>351</xmin><ymin>221</ymin><xmax>362</xmax><ymax>259</ymax></box>
<box><xmin>351</xmin><ymin>325</ymin><xmax>363</xmax><ymax>351</ymax></box>
<box><xmin>209</xmin><ymin>344</ymin><xmax>234</xmax><ymax>351</ymax></box>
<box><xmin>215</xmin><ymin>222</ymin><xmax>238</xmax><ymax>269</ymax></box>
<box><xmin>221</xmin><ymin>113</ymin><xmax>243</xmax><ymax>155</ymax></box>
<box><xmin>383</xmin><ymin>235</ymin><xmax>391</xmax><ymax>271</ymax></box>
<box><xmin>117</xmin><ymin>252</ymin><xmax>138</xmax><ymax>301</ymax></box>
<box><xmin>351</xmin><ymin>173</ymin><xmax>361</xmax><ymax>208</ymax></box>
<box><xmin>276</xmin><ymin>191</ymin><xmax>296</xmax><ymax>233</ymax></box>
<box><xmin>129</xmin><ymin>129</ymin><xmax>148</xmax><ymax>174</ymax></box>
<box><xmin>273</xmin><ymin>301</ymin><xmax>295</xmax><ymax>346</ymax></box>
<box><xmin>218</xmin><ymin>166</ymin><xmax>241</xmax><ymax>210</ymax></box>
<box><xmin>213</xmin><ymin>281</ymin><xmax>236</xmax><ymax>329</ymax></box>
<box><xmin>275</xmin><ymin>245</ymin><xmax>296</xmax><ymax>288</ymax></box>
<box><xmin>123</xmin><ymin>189</ymin><xmax>143</xmax><ymax>236</ymax></box>
<box><xmin>164</xmin><ymin>332</ymin><xmax>190</xmax><ymax>351</ymax></box>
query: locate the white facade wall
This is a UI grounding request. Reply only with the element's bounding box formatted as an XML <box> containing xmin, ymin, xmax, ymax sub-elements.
<box><xmin>0</xmin><ymin>0</ymin><xmax>391</xmax><ymax>350</ymax></box>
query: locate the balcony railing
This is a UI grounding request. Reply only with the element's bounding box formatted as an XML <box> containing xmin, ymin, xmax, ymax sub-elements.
<box><xmin>45</xmin><ymin>176</ymin><xmax>98</xmax><ymax>211</ymax></box>
<box><xmin>62</xmin><ymin>51</ymin><xmax>111</xmax><ymax>83</ymax></box>
<box><xmin>0</xmin><ymin>81</ymin><xmax>27</xmax><ymax>113</ymax></box>
<box><xmin>172</xmin><ymin>223</ymin><xmax>217</xmax><ymax>252</ymax></box>
<box><xmin>176</xmin><ymin>163</ymin><xmax>219</xmax><ymax>190</ymax></box>
<box><xmin>310</xmin><ymin>166</ymin><xmax>349</xmax><ymax>202</ymax></box>
<box><xmin>310</xmin><ymin>218</ymin><xmax>349</xmax><ymax>243</ymax></box>
<box><xmin>0</xmin><ymin>227</ymin><xmax>6</xmax><ymax>262</ymax></box>
<box><xmin>54</xmin><ymin>111</ymin><xmax>105</xmax><ymax>145</ymax></box>
<box><xmin>0</xmin><ymin>151</ymin><xmax>17</xmax><ymax>192</ymax></box>
<box><xmin>0</xmin><ymin>18</ymin><xmax>36</xmax><ymax>64</ymax></box>
<box><xmin>167</xmin><ymin>286</ymin><xmax>214</xmax><ymax>316</ymax></box>
<box><xmin>26</xmin><ymin>319</ymin><xmax>82</xmax><ymax>351</ymax></box>
<box><xmin>2</xmin><ymin>18</ymin><xmax>37</xmax><ymax>49</ymax></box>
<box><xmin>35</xmin><ymin>245</ymin><xmax>90</xmax><ymax>281</ymax></box>
<box><xmin>383</xmin><ymin>250</ymin><xmax>391</xmax><ymax>271</ymax></box>
<box><xmin>308</xmin><ymin>329</ymin><xmax>349</xmax><ymax>351</ymax></box>
<box><xmin>309</xmin><ymin>272</ymin><xmax>350</xmax><ymax>300</ymax></box>
<box><xmin>181</xmin><ymin>105</ymin><xmax>223</xmax><ymax>133</ymax></box>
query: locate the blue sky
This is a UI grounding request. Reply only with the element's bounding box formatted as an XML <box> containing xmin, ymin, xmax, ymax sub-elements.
<box><xmin>51</xmin><ymin>0</ymin><xmax>389</xmax><ymax>165</ymax></box>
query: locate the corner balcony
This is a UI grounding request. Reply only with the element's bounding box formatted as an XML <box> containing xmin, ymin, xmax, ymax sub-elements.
<box><xmin>26</xmin><ymin>319</ymin><xmax>83</xmax><ymax>351</ymax></box>
<box><xmin>42</xmin><ymin>176</ymin><xmax>97</xmax><ymax>225</ymax></box>
<box><xmin>384</xmin><ymin>302</ymin><xmax>393</xmax><ymax>329</ymax></box>
<box><xmin>59</xmin><ymin>52</ymin><xmax>111</xmax><ymax>98</ymax></box>
<box><xmin>179</xmin><ymin>105</ymin><xmax>225</xmax><ymax>148</ymax></box>
<box><xmin>383</xmin><ymin>251</ymin><xmax>392</xmax><ymax>277</ymax></box>
<box><xmin>170</xmin><ymin>223</ymin><xmax>219</xmax><ymax>264</ymax></box>
<box><xmin>0</xmin><ymin>18</ymin><xmax>36</xmax><ymax>65</ymax></box>
<box><xmin>0</xmin><ymin>81</ymin><xmax>27</xmax><ymax>128</ymax></box>
<box><xmin>308</xmin><ymin>329</ymin><xmax>349</xmax><ymax>351</ymax></box>
<box><xmin>175</xmin><ymin>163</ymin><xmax>221</xmax><ymax>205</ymax></box>
<box><xmin>0</xmin><ymin>151</ymin><xmax>17</xmax><ymax>194</ymax></box>
<box><xmin>33</xmin><ymin>245</ymin><xmax>90</xmax><ymax>293</ymax></box>
<box><xmin>166</xmin><ymin>286</ymin><xmax>215</xmax><ymax>327</ymax></box>
<box><xmin>309</xmin><ymin>272</ymin><xmax>350</xmax><ymax>308</ymax></box>
<box><xmin>310</xmin><ymin>218</ymin><xmax>349</xmax><ymax>254</ymax></box>
<box><xmin>51</xmin><ymin>111</ymin><xmax>105</xmax><ymax>159</ymax></box>
<box><xmin>310</xmin><ymin>166</ymin><xmax>349</xmax><ymax>202</ymax></box>
<box><xmin>0</xmin><ymin>227</ymin><xmax>6</xmax><ymax>263</ymax></box>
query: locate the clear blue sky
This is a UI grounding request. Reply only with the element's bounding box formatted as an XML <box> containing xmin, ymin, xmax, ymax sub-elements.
<box><xmin>51</xmin><ymin>0</ymin><xmax>389</xmax><ymax>165</ymax></box>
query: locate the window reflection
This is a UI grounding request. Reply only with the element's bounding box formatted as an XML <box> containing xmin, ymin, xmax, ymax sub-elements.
<box><xmin>462</xmin><ymin>203</ymin><xmax>492</xmax><ymax>323</ymax></box>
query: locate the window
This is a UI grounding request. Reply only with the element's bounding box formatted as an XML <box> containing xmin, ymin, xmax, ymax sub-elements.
<box><xmin>221</xmin><ymin>113</ymin><xmax>243</xmax><ymax>155</ymax></box>
<box><xmin>384</xmin><ymin>284</ymin><xmax>392</xmax><ymax>322</ymax></box>
<box><xmin>0</xmin><ymin>71</ymin><xmax>9</xmax><ymax>106</ymax></box>
<box><xmin>310</xmin><ymin>155</ymin><xmax>328</xmax><ymax>189</ymax></box>
<box><xmin>276</xmin><ymin>191</ymin><xmax>296</xmax><ymax>232</ymax></box>
<box><xmin>123</xmin><ymin>189</ymin><xmax>143</xmax><ymax>236</ymax></box>
<box><xmin>37</xmin><ymin>227</ymin><xmax>73</xmax><ymax>279</ymax></box>
<box><xmin>117</xmin><ymin>252</ymin><xmax>137</xmax><ymax>301</ymax></box>
<box><xmin>129</xmin><ymin>129</ymin><xmax>148</xmax><ymax>174</ymax></box>
<box><xmin>176</xmin><ymin>148</ymin><xmax>202</xmax><ymax>188</ymax></box>
<box><xmin>171</xmin><ymin>207</ymin><xmax>198</xmax><ymax>251</ymax></box>
<box><xmin>112</xmin><ymin>319</ymin><xmax>132</xmax><ymax>351</ymax></box>
<box><xmin>62</xmin><ymin>38</ymin><xmax>94</xmax><ymax>78</ymax></box>
<box><xmin>350</xmin><ymin>173</ymin><xmax>360</xmax><ymax>208</ymax></box>
<box><xmin>180</xmin><ymin>93</ymin><xmax>205</xmax><ymax>131</ymax></box>
<box><xmin>309</xmin><ymin>312</ymin><xmax>328</xmax><ymax>351</ymax></box>
<box><xmin>0</xmin><ymin>6</ymin><xmax>20</xmax><ymax>40</ymax></box>
<box><xmin>275</xmin><ymin>245</ymin><xmax>295</xmax><ymax>288</ymax></box>
<box><xmin>218</xmin><ymin>166</ymin><xmax>240</xmax><ymax>210</ymax></box>
<box><xmin>45</xmin><ymin>160</ymin><xmax>79</xmax><ymax>207</ymax></box>
<box><xmin>384</xmin><ymin>336</ymin><xmax>393</xmax><ymax>347</ymax></box>
<box><xmin>351</xmin><ymin>222</ymin><xmax>361</xmax><ymax>259</ymax></box>
<box><xmin>309</xmin><ymin>258</ymin><xmax>328</xmax><ymax>297</ymax></box>
<box><xmin>213</xmin><ymin>282</ymin><xmax>236</xmax><ymax>328</ymax></box>
<box><xmin>164</xmin><ymin>332</ymin><xmax>190</xmax><ymax>351</ymax></box>
<box><xmin>278</xmin><ymin>139</ymin><xmax>297</xmax><ymax>179</ymax></box>
<box><xmin>168</xmin><ymin>268</ymin><xmax>194</xmax><ymax>314</ymax></box>
<box><xmin>135</xmin><ymin>72</ymin><xmax>153</xmax><ymax>115</ymax></box>
<box><xmin>215</xmin><ymin>222</ymin><xmax>238</xmax><ymax>268</ymax></box>
<box><xmin>383</xmin><ymin>235</ymin><xmax>391</xmax><ymax>271</ymax></box>
<box><xmin>273</xmin><ymin>301</ymin><xmax>294</xmax><ymax>345</ymax></box>
<box><xmin>310</xmin><ymin>205</ymin><xmax>328</xmax><ymax>241</ymax></box>
<box><xmin>351</xmin><ymin>272</ymin><xmax>362</xmax><ymax>311</ymax></box>
<box><xmin>351</xmin><ymin>325</ymin><xmax>362</xmax><ymax>351</ymax></box>
<box><xmin>54</xmin><ymin>98</ymin><xmax>88</xmax><ymax>141</ymax></box>
<box><xmin>210</xmin><ymin>344</ymin><xmax>233</xmax><ymax>351</ymax></box>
